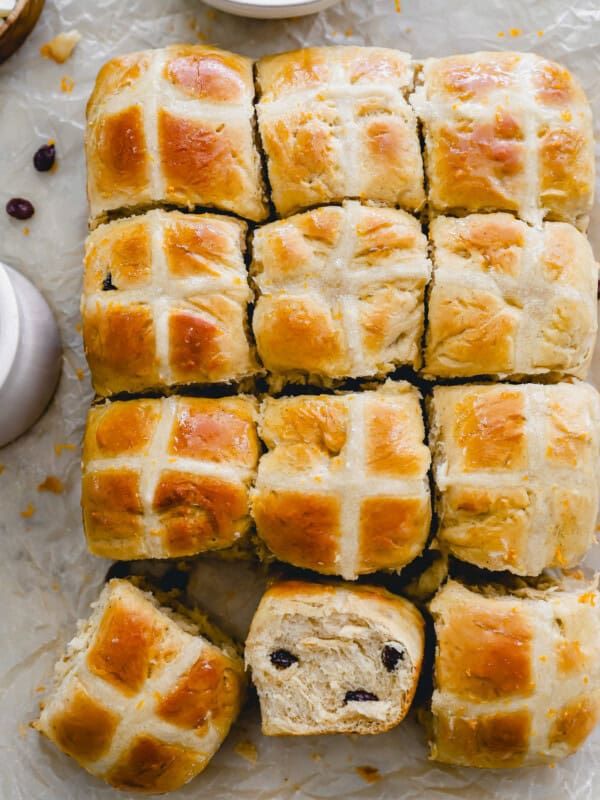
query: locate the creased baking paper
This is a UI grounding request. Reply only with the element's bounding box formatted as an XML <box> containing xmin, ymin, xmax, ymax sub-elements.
<box><xmin>1</xmin><ymin>0</ymin><xmax>600</xmax><ymax>797</ymax></box>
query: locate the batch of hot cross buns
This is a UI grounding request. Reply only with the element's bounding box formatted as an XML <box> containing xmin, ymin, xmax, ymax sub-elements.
<box><xmin>33</xmin><ymin>45</ymin><xmax>600</xmax><ymax>792</ymax></box>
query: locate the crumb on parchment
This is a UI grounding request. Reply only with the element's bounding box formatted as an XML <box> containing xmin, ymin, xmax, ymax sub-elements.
<box><xmin>76</xmin><ymin>368</ymin><xmax>84</xmax><ymax>381</ymax></box>
<box><xmin>356</xmin><ymin>766</ymin><xmax>381</xmax><ymax>784</ymax></box>
<box><xmin>60</xmin><ymin>76</ymin><xmax>75</xmax><ymax>93</ymax></box>
<box><xmin>40</xmin><ymin>30</ymin><xmax>81</xmax><ymax>64</ymax></box>
<box><xmin>234</xmin><ymin>739</ymin><xmax>258</xmax><ymax>764</ymax></box>
<box><xmin>0</xmin><ymin>465</ymin><xmax>4</xmax><ymax>475</ymax></box>
<box><xmin>20</xmin><ymin>504</ymin><xmax>35</xmax><ymax>518</ymax></box>
<box><xmin>37</xmin><ymin>476</ymin><xmax>64</xmax><ymax>494</ymax></box>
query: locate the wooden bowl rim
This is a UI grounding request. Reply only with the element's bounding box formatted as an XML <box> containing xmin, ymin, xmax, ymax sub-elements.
<box><xmin>0</xmin><ymin>0</ymin><xmax>43</xmax><ymax>39</ymax></box>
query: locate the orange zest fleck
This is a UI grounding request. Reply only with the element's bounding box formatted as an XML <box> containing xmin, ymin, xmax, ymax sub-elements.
<box><xmin>37</xmin><ymin>475</ymin><xmax>65</xmax><ymax>494</ymax></box>
<box><xmin>578</xmin><ymin>591</ymin><xmax>597</xmax><ymax>606</ymax></box>
<box><xmin>394</xmin><ymin>0</ymin><xmax>401</xmax><ymax>11</ymax></box>
<box><xmin>537</xmin><ymin>30</ymin><xmax>544</xmax><ymax>36</ymax></box>
<box><xmin>55</xmin><ymin>444</ymin><xmax>76</xmax><ymax>457</ymax></box>
<box><xmin>20</xmin><ymin>504</ymin><xmax>36</xmax><ymax>518</ymax></box>
<box><xmin>510</xmin><ymin>28</ymin><xmax>521</xmax><ymax>37</ymax></box>
<box><xmin>60</xmin><ymin>76</ymin><xmax>75</xmax><ymax>93</ymax></box>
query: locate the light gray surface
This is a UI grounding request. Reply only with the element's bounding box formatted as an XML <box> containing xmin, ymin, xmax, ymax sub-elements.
<box><xmin>0</xmin><ymin>0</ymin><xmax>599</xmax><ymax>798</ymax></box>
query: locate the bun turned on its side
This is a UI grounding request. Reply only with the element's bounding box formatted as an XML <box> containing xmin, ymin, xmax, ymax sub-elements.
<box><xmin>245</xmin><ymin>580</ymin><xmax>425</xmax><ymax>736</ymax></box>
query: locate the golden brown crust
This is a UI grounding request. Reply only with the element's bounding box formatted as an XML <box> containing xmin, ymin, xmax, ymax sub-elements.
<box><xmin>435</xmin><ymin>601</ymin><xmax>534</xmax><ymax>701</ymax></box>
<box><xmin>429</xmin><ymin>382</ymin><xmax>600</xmax><ymax>575</ymax></box>
<box><xmin>156</xmin><ymin>652</ymin><xmax>244</xmax><ymax>735</ymax></box>
<box><xmin>106</xmin><ymin>736</ymin><xmax>205</xmax><ymax>793</ymax></box>
<box><xmin>86</xmin><ymin>45</ymin><xmax>267</xmax><ymax>224</ymax></box>
<box><xmin>82</xmin><ymin>396</ymin><xmax>259</xmax><ymax>560</ymax></box>
<box><xmin>252</xmin><ymin>382</ymin><xmax>430</xmax><ymax>580</ymax></box>
<box><xmin>252</xmin><ymin>490</ymin><xmax>342</xmax><ymax>574</ymax></box>
<box><xmin>256</xmin><ymin>48</ymin><xmax>424</xmax><ymax>217</ymax></box>
<box><xmin>424</xmin><ymin>214</ymin><xmax>598</xmax><ymax>380</ymax></box>
<box><xmin>86</xmin><ymin>46</ymin><xmax>267</xmax><ymax>224</ymax></box>
<box><xmin>358</xmin><ymin>496</ymin><xmax>431</xmax><ymax>573</ymax></box>
<box><xmin>412</xmin><ymin>52</ymin><xmax>594</xmax><ymax>229</ymax></box>
<box><xmin>433</xmin><ymin>710</ymin><xmax>532</xmax><ymax>768</ymax></box>
<box><xmin>252</xmin><ymin>202</ymin><xmax>430</xmax><ymax>384</ymax></box>
<box><xmin>36</xmin><ymin>580</ymin><xmax>246</xmax><ymax>793</ymax></box>
<box><xmin>82</xmin><ymin>210</ymin><xmax>256</xmax><ymax>396</ymax></box>
<box><xmin>46</xmin><ymin>682</ymin><xmax>120</xmax><ymax>763</ymax></box>
<box><xmin>429</xmin><ymin>579</ymin><xmax>600</xmax><ymax>767</ymax></box>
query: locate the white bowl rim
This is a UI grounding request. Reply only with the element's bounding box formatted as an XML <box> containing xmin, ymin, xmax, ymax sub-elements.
<box><xmin>210</xmin><ymin>0</ymin><xmax>334</xmax><ymax>7</ymax></box>
<box><xmin>0</xmin><ymin>261</ymin><xmax>20</xmax><ymax>391</ymax></box>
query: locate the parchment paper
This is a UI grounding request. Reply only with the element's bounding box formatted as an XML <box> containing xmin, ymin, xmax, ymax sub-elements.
<box><xmin>1</xmin><ymin>1</ymin><xmax>600</xmax><ymax>797</ymax></box>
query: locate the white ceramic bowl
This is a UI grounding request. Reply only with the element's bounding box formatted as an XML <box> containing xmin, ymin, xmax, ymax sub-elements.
<box><xmin>0</xmin><ymin>261</ymin><xmax>62</xmax><ymax>447</ymax></box>
<box><xmin>202</xmin><ymin>0</ymin><xmax>340</xmax><ymax>19</ymax></box>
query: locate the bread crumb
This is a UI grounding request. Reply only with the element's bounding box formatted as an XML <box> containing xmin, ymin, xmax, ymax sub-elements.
<box><xmin>235</xmin><ymin>739</ymin><xmax>258</xmax><ymax>764</ymax></box>
<box><xmin>18</xmin><ymin>723</ymin><xmax>28</xmax><ymax>738</ymax></box>
<box><xmin>206</xmin><ymin>9</ymin><xmax>216</xmax><ymax>18</ymax></box>
<box><xmin>23</xmin><ymin>227</ymin><xmax>30</xmax><ymax>235</ymax></box>
<box><xmin>60</xmin><ymin>76</ymin><xmax>75</xmax><ymax>93</ymax></box>
<box><xmin>75</xmin><ymin>323</ymin><xmax>82</xmax><ymax>334</ymax></box>
<box><xmin>35</xmin><ymin>686</ymin><xmax>46</xmax><ymax>692</ymax></box>
<box><xmin>76</xmin><ymin>368</ymin><xmax>84</xmax><ymax>381</ymax></box>
<box><xmin>20</xmin><ymin>504</ymin><xmax>36</xmax><ymax>518</ymax></box>
<box><xmin>188</xmin><ymin>18</ymin><xmax>196</xmax><ymax>29</ymax></box>
<box><xmin>497</xmin><ymin>31</ymin><xmax>505</xmax><ymax>37</ymax></box>
<box><xmin>0</xmin><ymin>465</ymin><xmax>4</xmax><ymax>475</ymax></box>
<box><xmin>37</xmin><ymin>475</ymin><xmax>64</xmax><ymax>494</ymax></box>
<box><xmin>510</xmin><ymin>28</ymin><xmax>521</xmax><ymax>37</ymax></box>
<box><xmin>345</xmin><ymin>28</ymin><xmax>353</xmax><ymax>36</ymax></box>
<box><xmin>52</xmin><ymin>583</ymin><xmax>59</xmax><ymax>591</ymax></box>
<box><xmin>40</xmin><ymin>30</ymin><xmax>81</xmax><ymax>63</ymax></box>
<box><xmin>394</xmin><ymin>0</ymin><xmax>401</xmax><ymax>11</ymax></box>
<box><xmin>311</xmin><ymin>752</ymin><xmax>322</xmax><ymax>761</ymax></box>
<box><xmin>197</xmin><ymin>31</ymin><xmax>206</xmax><ymax>42</ymax></box>
<box><xmin>537</xmin><ymin>30</ymin><xmax>544</xmax><ymax>36</ymax></box>
<box><xmin>55</xmin><ymin>444</ymin><xmax>76</xmax><ymax>457</ymax></box>
<box><xmin>356</xmin><ymin>766</ymin><xmax>381</xmax><ymax>784</ymax></box>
